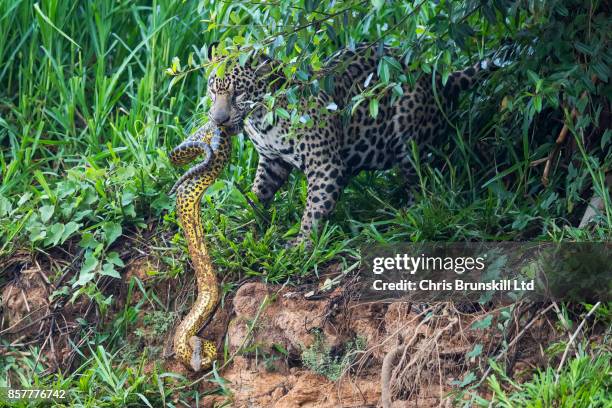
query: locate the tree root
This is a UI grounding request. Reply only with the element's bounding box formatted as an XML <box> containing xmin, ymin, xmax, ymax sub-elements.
<box><xmin>380</xmin><ymin>316</ymin><xmax>458</xmax><ymax>408</ymax></box>
<box><xmin>381</xmin><ymin>345</ymin><xmax>407</xmax><ymax>408</ymax></box>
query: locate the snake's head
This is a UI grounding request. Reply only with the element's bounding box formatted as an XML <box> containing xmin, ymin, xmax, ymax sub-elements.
<box><xmin>188</xmin><ymin>336</ymin><xmax>202</xmax><ymax>371</ymax></box>
<box><xmin>188</xmin><ymin>336</ymin><xmax>215</xmax><ymax>372</ymax></box>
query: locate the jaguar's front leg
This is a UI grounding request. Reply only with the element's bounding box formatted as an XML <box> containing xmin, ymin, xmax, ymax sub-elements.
<box><xmin>252</xmin><ymin>155</ymin><xmax>293</xmax><ymax>204</ymax></box>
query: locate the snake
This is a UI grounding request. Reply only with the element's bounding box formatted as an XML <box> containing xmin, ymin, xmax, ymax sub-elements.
<box><xmin>169</xmin><ymin>121</ymin><xmax>232</xmax><ymax>371</ymax></box>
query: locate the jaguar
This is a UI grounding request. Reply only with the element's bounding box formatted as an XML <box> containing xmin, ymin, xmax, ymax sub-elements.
<box><xmin>207</xmin><ymin>45</ymin><xmax>494</xmax><ymax>243</ymax></box>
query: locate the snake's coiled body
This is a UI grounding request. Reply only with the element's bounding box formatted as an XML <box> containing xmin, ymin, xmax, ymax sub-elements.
<box><xmin>170</xmin><ymin>122</ymin><xmax>231</xmax><ymax>371</ymax></box>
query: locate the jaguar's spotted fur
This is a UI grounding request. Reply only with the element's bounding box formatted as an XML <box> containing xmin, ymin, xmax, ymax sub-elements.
<box><xmin>207</xmin><ymin>45</ymin><xmax>493</xmax><ymax>243</ymax></box>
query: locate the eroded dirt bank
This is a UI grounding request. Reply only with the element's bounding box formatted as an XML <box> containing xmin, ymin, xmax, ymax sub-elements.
<box><xmin>0</xmin><ymin>254</ymin><xmax>566</xmax><ymax>407</ymax></box>
<box><xmin>179</xmin><ymin>282</ymin><xmax>556</xmax><ymax>407</ymax></box>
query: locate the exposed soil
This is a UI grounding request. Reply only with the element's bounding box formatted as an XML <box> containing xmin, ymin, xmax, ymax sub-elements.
<box><xmin>170</xmin><ymin>281</ymin><xmax>558</xmax><ymax>407</ymax></box>
<box><xmin>0</xmin><ymin>251</ymin><xmax>570</xmax><ymax>407</ymax></box>
<box><xmin>1</xmin><ymin>251</ymin><xmax>89</xmax><ymax>372</ymax></box>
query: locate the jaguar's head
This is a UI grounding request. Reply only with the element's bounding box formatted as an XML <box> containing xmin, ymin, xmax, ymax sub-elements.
<box><xmin>207</xmin><ymin>55</ymin><xmax>274</xmax><ymax>131</ymax></box>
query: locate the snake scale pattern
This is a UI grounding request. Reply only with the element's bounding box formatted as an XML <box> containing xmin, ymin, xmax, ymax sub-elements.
<box><xmin>169</xmin><ymin>122</ymin><xmax>231</xmax><ymax>371</ymax></box>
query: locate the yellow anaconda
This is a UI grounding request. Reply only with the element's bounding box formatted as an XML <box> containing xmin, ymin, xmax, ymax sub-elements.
<box><xmin>169</xmin><ymin>122</ymin><xmax>232</xmax><ymax>371</ymax></box>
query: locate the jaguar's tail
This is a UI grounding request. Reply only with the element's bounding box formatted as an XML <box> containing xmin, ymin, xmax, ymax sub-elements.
<box><xmin>442</xmin><ymin>42</ymin><xmax>515</xmax><ymax>98</ymax></box>
<box><xmin>443</xmin><ymin>59</ymin><xmax>497</xmax><ymax>99</ymax></box>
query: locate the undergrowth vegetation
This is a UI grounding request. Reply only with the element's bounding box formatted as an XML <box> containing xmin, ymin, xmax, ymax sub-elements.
<box><xmin>480</xmin><ymin>353</ymin><xmax>611</xmax><ymax>407</ymax></box>
<box><xmin>301</xmin><ymin>331</ymin><xmax>366</xmax><ymax>382</ymax></box>
<box><xmin>0</xmin><ymin>0</ymin><xmax>610</xmax><ymax>406</ymax></box>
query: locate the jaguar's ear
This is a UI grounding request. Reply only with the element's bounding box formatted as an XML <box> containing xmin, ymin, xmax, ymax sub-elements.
<box><xmin>206</xmin><ymin>42</ymin><xmax>219</xmax><ymax>61</ymax></box>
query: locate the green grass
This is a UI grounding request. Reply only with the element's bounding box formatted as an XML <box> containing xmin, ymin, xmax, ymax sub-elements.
<box><xmin>475</xmin><ymin>354</ymin><xmax>611</xmax><ymax>408</ymax></box>
<box><xmin>0</xmin><ymin>0</ymin><xmax>610</xmax><ymax>406</ymax></box>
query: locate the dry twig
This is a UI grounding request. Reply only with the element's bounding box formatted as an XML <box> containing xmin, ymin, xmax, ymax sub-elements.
<box><xmin>537</xmin><ymin>76</ymin><xmax>598</xmax><ymax>186</ymax></box>
<box><xmin>541</xmin><ymin>103</ymin><xmax>580</xmax><ymax>187</ymax></box>
<box><xmin>556</xmin><ymin>301</ymin><xmax>601</xmax><ymax>378</ymax></box>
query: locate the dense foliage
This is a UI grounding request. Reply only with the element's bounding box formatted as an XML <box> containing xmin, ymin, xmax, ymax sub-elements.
<box><xmin>1</xmin><ymin>0</ymin><xmax>610</xmax><ymax>273</ymax></box>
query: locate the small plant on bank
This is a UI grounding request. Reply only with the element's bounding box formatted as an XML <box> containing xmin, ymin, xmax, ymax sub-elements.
<box><xmin>301</xmin><ymin>330</ymin><xmax>366</xmax><ymax>381</ymax></box>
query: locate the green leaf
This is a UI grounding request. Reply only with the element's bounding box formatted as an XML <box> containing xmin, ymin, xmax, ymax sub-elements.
<box><xmin>325</xmin><ymin>24</ymin><xmax>337</xmax><ymax>44</ymax></box>
<box><xmin>275</xmin><ymin>108</ymin><xmax>290</xmax><ymax>120</ymax></box>
<box><xmin>511</xmin><ymin>213</ymin><xmax>532</xmax><ymax>230</ymax></box>
<box><xmin>152</xmin><ymin>195</ymin><xmax>172</xmax><ymax>213</ymax></box>
<box><xmin>378</xmin><ymin>60</ymin><xmax>390</xmax><ymax>83</ymax></box>
<box><xmin>40</xmin><ymin>205</ymin><xmax>55</xmax><ymax>223</ymax></box>
<box><xmin>392</xmin><ymin>84</ymin><xmax>404</xmax><ymax>97</ymax></box>
<box><xmin>28</xmin><ymin>224</ymin><xmax>46</xmax><ymax>242</ymax></box>
<box><xmin>80</xmin><ymin>232</ymin><xmax>100</xmax><ymax>249</ymax></box>
<box><xmin>101</xmin><ymin>263</ymin><xmax>121</xmax><ymax>279</ymax></box>
<box><xmin>273</xmin><ymin>343</ymin><xmax>289</xmax><ymax>356</ymax></box>
<box><xmin>574</xmin><ymin>41</ymin><xmax>593</xmax><ymax>56</ymax></box>
<box><xmin>466</xmin><ymin>343</ymin><xmax>483</xmax><ymax>359</ymax></box>
<box><xmin>482</xmin><ymin>5</ymin><xmax>497</xmax><ymax>23</ymax></box>
<box><xmin>216</xmin><ymin>60</ymin><xmax>227</xmax><ymax>78</ymax></box>
<box><xmin>121</xmin><ymin>191</ymin><xmax>135</xmax><ymax>206</ymax></box>
<box><xmin>554</xmin><ymin>2</ymin><xmax>569</xmax><ymax>16</ymax></box>
<box><xmin>533</xmin><ymin>95</ymin><xmax>542</xmax><ymax>112</ymax></box>
<box><xmin>452</xmin><ymin>23</ymin><xmax>475</xmax><ymax>46</ymax></box>
<box><xmin>526</xmin><ymin>70</ymin><xmax>540</xmax><ymax>85</ymax></box>
<box><xmin>457</xmin><ymin>371</ymin><xmax>476</xmax><ymax>387</ymax></box>
<box><xmin>80</xmin><ymin>251</ymin><xmax>98</xmax><ymax>274</ymax></box>
<box><xmin>74</xmin><ymin>251</ymin><xmax>98</xmax><ymax>287</ymax></box>
<box><xmin>470</xmin><ymin>315</ymin><xmax>493</xmax><ymax>330</ymax></box>
<box><xmin>592</xmin><ymin>61</ymin><xmax>609</xmax><ymax>82</ymax></box>
<box><xmin>168</xmin><ymin>75</ymin><xmax>183</xmax><ymax>92</ymax></box>
<box><xmin>371</xmin><ymin>0</ymin><xmax>384</xmax><ymax>10</ymax></box>
<box><xmin>106</xmin><ymin>251</ymin><xmax>125</xmax><ymax>267</ymax></box>
<box><xmin>238</xmin><ymin>51</ymin><xmax>250</xmax><ymax>67</ymax></box>
<box><xmin>18</xmin><ymin>192</ymin><xmax>32</xmax><ymax>206</ymax></box>
<box><xmin>61</xmin><ymin>221</ymin><xmax>80</xmax><ymax>244</ymax></box>
<box><xmin>264</xmin><ymin>111</ymin><xmax>274</xmax><ymax>125</ymax></box>
<box><xmin>171</xmin><ymin>56</ymin><xmax>181</xmax><ymax>73</ymax></box>
<box><xmin>369</xmin><ymin>98</ymin><xmax>379</xmax><ymax>118</ymax></box>
<box><xmin>102</xmin><ymin>222</ymin><xmax>122</xmax><ymax>245</ymax></box>
<box><xmin>601</xmin><ymin>129</ymin><xmax>611</xmax><ymax>150</ymax></box>
<box><xmin>540</xmin><ymin>192</ymin><xmax>558</xmax><ymax>210</ymax></box>
<box><xmin>44</xmin><ymin>223</ymin><xmax>65</xmax><ymax>247</ymax></box>
<box><xmin>0</xmin><ymin>195</ymin><xmax>11</xmax><ymax>217</ymax></box>
<box><xmin>74</xmin><ymin>271</ymin><xmax>96</xmax><ymax>287</ymax></box>
<box><xmin>383</xmin><ymin>56</ymin><xmax>403</xmax><ymax>72</ymax></box>
<box><xmin>229</xmin><ymin>11</ymin><xmax>241</xmax><ymax>25</ymax></box>
<box><xmin>304</xmin><ymin>0</ymin><xmax>318</xmax><ymax>13</ymax></box>
<box><xmin>286</xmin><ymin>34</ymin><xmax>297</xmax><ymax>56</ymax></box>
